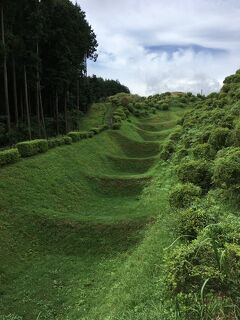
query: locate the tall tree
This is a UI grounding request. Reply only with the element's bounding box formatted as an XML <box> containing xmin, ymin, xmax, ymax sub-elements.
<box><xmin>1</xmin><ymin>5</ymin><xmax>10</xmax><ymax>131</ymax></box>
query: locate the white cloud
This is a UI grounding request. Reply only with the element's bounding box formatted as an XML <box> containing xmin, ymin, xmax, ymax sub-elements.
<box><xmin>74</xmin><ymin>0</ymin><xmax>240</xmax><ymax>95</ymax></box>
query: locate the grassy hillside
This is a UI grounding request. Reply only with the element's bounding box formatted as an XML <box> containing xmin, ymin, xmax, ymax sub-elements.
<box><xmin>0</xmin><ymin>104</ymin><xmax>183</xmax><ymax>320</ymax></box>
<box><xmin>1</xmin><ymin>75</ymin><xmax>240</xmax><ymax>320</ymax></box>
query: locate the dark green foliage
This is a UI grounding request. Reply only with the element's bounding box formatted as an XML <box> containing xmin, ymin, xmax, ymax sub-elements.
<box><xmin>112</xmin><ymin>123</ymin><xmax>121</xmax><ymax>130</ymax></box>
<box><xmin>208</xmin><ymin>127</ymin><xmax>231</xmax><ymax>151</ymax></box>
<box><xmin>67</xmin><ymin>131</ymin><xmax>89</xmax><ymax>142</ymax></box>
<box><xmin>231</xmin><ymin>120</ymin><xmax>240</xmax><ymax>146</ymax></box>
<box><xmin>63</xmin><ymin>136</ymin><xmax>72</xmax><ymax>145</ymax></box>
<box><xmin>160</xmin><ymin>140</ymin><xmax>176</xmax><ymax>160</ymax></box>
<box><xmin>89</xmin><ymin>127</ymin><xmax>101</xmax><ymax>135</ymax></box>
<box><xmin>177</xmin><ymin>160</ymin><xmax>212</xmax><ymax>190</ymax></box>
<box><xmin>169</xmin><ymin>183</ymin><xmax>202</xmax><ymax>209</ymax></box>
<box><xmin>16</xmin><ymin>139</ymin><xmax>48</xmax><ymax>157</ymax></box>
<box><xmin>192</xmin><ymin>143</ymin><xmax>215</xmax><ymax>160</ymax></box>
<box><xmin>48</xmin><ymin>136</ymin><xmax>72</xmax><ymax>148</ymax></box>
<box><xmin>175</xmin><ymin>207</ymin><xmax>215</xmax><ymax>239</ymax></box>
<box><xmin>174</xmin><ymin>147</ymin><xmax>188</xmax><ymax>160</ymax></box>
<box><xmin>165</xmin><ymin>217</ymin><xmax>240</xmax><ymax>316</ymax></box>
<box><xmin>168</xmin><ymin>129</ymin><xmax>182</xmax><ymax>142</ymax></box>
<box><xmin>0</xmin><ymin>148</ymin><xmax>20</xmax><ymax>166</ymax></box>
<box><xmin>213</xmin><ymin>147</ymin><xmax>240</xmax><ymax>189</ymax></box>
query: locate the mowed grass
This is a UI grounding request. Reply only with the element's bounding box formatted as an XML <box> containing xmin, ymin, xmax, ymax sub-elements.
<box><xmin>0</xmin><ymin>106</ymin><xmax>184</xmax><ymax>320</ymax></box>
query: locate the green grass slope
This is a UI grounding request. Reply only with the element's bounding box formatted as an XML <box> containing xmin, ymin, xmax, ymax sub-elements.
<box><xmin>0</xmin><ymin>106</ymin><xmax>184</xmax><ymax>320</ymax></box>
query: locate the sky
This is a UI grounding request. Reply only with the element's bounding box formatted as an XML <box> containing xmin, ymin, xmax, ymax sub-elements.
<box><xmin>75</xmin><ymin>0</ymin><xmax>240</xmax><ymax>96</ymax></box>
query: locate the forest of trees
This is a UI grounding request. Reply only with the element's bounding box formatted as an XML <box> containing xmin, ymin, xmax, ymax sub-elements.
<box><xmin>0</xmin><ymin>0</ymin><xmax>129</xmax><ymax>146</ymax></box>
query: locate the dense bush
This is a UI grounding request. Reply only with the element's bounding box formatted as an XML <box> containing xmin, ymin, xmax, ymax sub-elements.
<box><xmin>177</xmin><ymin>160</ymin><xmax>212</xmax><ymax>190</ymax></box>
<box><xmin>213</xmin><ymin>147</ymin><xmax>240</xmax><ymax>189</ymax></box>
<box><xmin>208</xmin><ymin>127</ymin><xmax>230</xmax><ymax>151</ymax></box>
<box><xmin>165</xmin><ymin>217</ymin><xmax>240</xmax><ymax>312</ymax></box>
<box><xmin>89</xmin><ymin>127</ymin><xmax>101</xmax><ymax>135</ymax></box>
<box><xmin>0</xmin><ymin>148</ymin><xmax>20</xmax><ymax>166</ymax></box>
<box><xmin>192</xmin><ymin>143</ymin><xmax>215</xmax><ymax>160</ymax></box>
<box><xmin>175</xmin><ymin>207</ymin><xmax>215</xmax><ymax>239</ymax></box>
<box><xmin>160</xmin><ymin>140</ymin><xmax>176</xmax><ymax>160</ymax></box>
<box><xmin>112</xmin><ymin>123</ymin><xmax>121</xmax><ymax>130</ymax></box>
<box><xmin>169</xmin><ymin>183</ymin><xmax>202</xmax><ymax>209</ymax></box>
<box><xmin>16</xmin><ymin>139</ymin><xmax>48</xmax><ymax>157</ymax></box>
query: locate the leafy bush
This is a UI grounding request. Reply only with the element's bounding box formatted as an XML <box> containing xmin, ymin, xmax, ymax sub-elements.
<box><xmin>88</xmin><ymin>131</ymin><xmax>94</xmax><ymax>138</ymax></box>
<box><xmin>0</xmin><ymin>148</ymin><xmax>20</xmax><ymax>166</ymax></box>
<box><xmin>165</xmin><ymin>217</ymin><xmax>240</xmax><ymax>305</ymax></box>
<box><xmin>177</xmin><ymin>160</ymin><xmax>212</xmax><ymax>190</ymax></box>
<box><xmin>63</xmin><ymin>136</ymin><xmax>72</xmax><ymax>145</ymax></box>
<box><xmin>168</xmin><ymin>128</ymin><xmax>182</xmax><ymax>142</ymax></box>
<box><xmin>192</xmin><ymin>143</ymin><xmax>215</xmax><ymax>160</ymax></box>
<box><xmin>16</xmin><ymin>139</ymin><xmax>48</xmax><ymax>157</ymax></box>
<box><xmin>213</xmin><ymin>147</ymin><xmax>240</xmax><ymax>189</ymax></box>
<box><xmin>112</xmin><ymin>123</ymin><xmax>121</xmax><ymax>130</ymax></box>
<box><xmin>89</xmin><ymin>127</ymin><xmax>101</xmax><ymax>135</ymax></box>
<box><xmin>175</xmin><ymin>207</ymin><xmax>215</xmax><ymax>239</ymax></box>
<box><xmin>67</xmin><ymin>131</ymin><xmax>88</xmax><ymax>142</ymax></box>
<box><xmin>208</xmin><ymin>127</ymin><xmax>230</xmax><ymax>151</ymax></box>
<box><xmin>160</xmin><ymin>140</ymin><xmax>176</xmax><ymax>160</ymax></box>
<box><xmin>169</xmin><ymin>183</ymin><xmax>202</xmax><ymax>209</ymax></box>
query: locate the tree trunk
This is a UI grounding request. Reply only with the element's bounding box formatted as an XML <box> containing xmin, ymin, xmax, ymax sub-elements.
<box><xmin>39</xmin><ymin>84</ymin><xmax>47</xmax><ymax>139</ymax></box>
<box><xmin>12</xmin><ymin>56</ymin><xmax>18</xmax><ymax>127</ymax></box>
<box><xmin>36</xmin><ymin>43</ymin><xmax>41</xmax><ymax>137</ymax></box>
<box><xmin>24</xmin><ymin>65</ymin><xmax>32</xmax><ymax>140</ymax></box>
<box><xmin>1</xmin><ymin>6</ymin><xmax>11</xmax><ymax>131</ymax></box>
<box><xmin>77</xmin><ymin>79</ymin><xmax>80</xmax><ymax>110</ymax></box>
<box><xmin>55</xmin><ymin>91</ymin><xmax>59</xmax><ymax>135</ymax></box>
<box><xmin>64</xmin><ymin>90</ymin><xmax>68</xmax><ymax>134</ymax></box>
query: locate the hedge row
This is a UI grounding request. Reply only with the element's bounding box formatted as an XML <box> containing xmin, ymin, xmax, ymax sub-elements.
<box><xmin>68</xmin><ymin>124</ymin><xmax>108</xmax><ymax>142</ymax></box>
<box><xmin>17</xmin><ymin>139</ymin><xmax>48</xmax><ymax>157</ymax></box>
<box><xmin>0</xmin><ymin>148</ymin><xmax>20</xmax><ymax>167</ymax></box>
<box><xmin>0</xmin><ymin>124</ymin><xmax>109</xmax><ymax>168</ymax></box>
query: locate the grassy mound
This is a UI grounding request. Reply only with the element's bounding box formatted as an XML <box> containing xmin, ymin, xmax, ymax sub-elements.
<box><xmin>109</xmin><ymin>131</ymin><xmax>160</xmax><ymax>157</ymax></box>
<box><xmin>106</xmin><ymin>154</ymin><xmax>157</xmax><ymax>174</ymax></box>
<box><xmin>0</xmin><ymin>105</ymin><xmax>185</xmax><ymax>320</ymax></box>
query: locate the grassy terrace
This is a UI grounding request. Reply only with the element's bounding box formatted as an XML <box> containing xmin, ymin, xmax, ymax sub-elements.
<box><xmin>0</xmin><ymin>108</ymin><xmax>183</xmax><ymax>320</ymax></box>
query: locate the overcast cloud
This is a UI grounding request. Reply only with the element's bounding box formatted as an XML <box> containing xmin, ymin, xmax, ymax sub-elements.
<box><xmin>75</xmin><ymin>0</ymin><xmax>240</xmax><ymax>95</ymax></box>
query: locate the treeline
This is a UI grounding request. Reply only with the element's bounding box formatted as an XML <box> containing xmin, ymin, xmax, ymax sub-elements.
<box><xmin>0</xmin><ymin>0</ymin><xmax>129</xmax><ymax>146</ymax></box>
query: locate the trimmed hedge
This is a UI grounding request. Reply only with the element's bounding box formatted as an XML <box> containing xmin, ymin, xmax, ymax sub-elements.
<box><xmin>16</xmin><ymin>139</ymin><xmax>48</xmax><ymax>157</ymax></box>
<box><xmin>48</xmin><ymin>136</ymin><xmax>72</xmax><ymax>148</ymax></box>
<box><xmin>67</xmin><ymin>131</ymin><xmax>89</xmax><ymax>142</ymax></box>
<box><xmin>0</xmin><ymin>148</ymin><xmax>20</xmax><ymax>167</ymax></box>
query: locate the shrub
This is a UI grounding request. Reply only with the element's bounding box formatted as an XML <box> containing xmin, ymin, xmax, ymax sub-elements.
<box><xmin>169</xmin><ymin>183</ymin><xmax>202</xmax><ymax>209</ymax></box>
<box><xmin>168</xmin><ymin>128</ymin><xmax>182</xmax><ymax>142</ymax></box>
<box><xmin>88</xmin><ymin>131</ymin><xmax>94</xmax><ymax>138</ymax></box>
<box><xmin>0</xmin><ymin>148</ymin><xmax>20</xmax><ymax>166</ymax></box>
<box><xmin>16</xmin><ymin>139</ymin><xmax>48</xmax><ymax>157</ymax></box>
<box><xmin>63</xmin><ymin>136</ymin><xmax>72</xmax><ymax>145</ymax></box>
<box><xmin>48</xmin><ymin>136</ymin><xmax>72</xmax><ymax>148</ymax></box>
<box><xmin>213</xmin><ymin>147</ymin><xmax>240</xmax><ymax>189</ymax></box>
<box><xmin>175</xmin><ymin>207</ymin><xmax>215</xmax><ymax>239</ymax></box>
<box><xmin>192</xmin><ymin>143</ymin><xmax>215</xmax><ymax>160</ymax></box>
<box><xmin>177</xmin><ymin>160</ymin><xmax>212</xmax><ymax>190</ymax></box>
<box><xmin>208</xmin><ymin>127</ymin><xmax>230</xmax><ymax>151</ymax></box>
<box><xmin>89</xmin><ymin>127</ymin><xmax>101</xmax><ymax>135</ymax></box>
<box><xmin>165</xmin><ymin>217</ymin><xmax>240</xmax><ymax>304</ymax></box>
<box><xmin>231</xmin><ymin>120</ymin><xmax>240</xmax><ymax>146</ymax></box>
<box><xmin>174</xmin><ymin>147</ymin><xmax>188</xmax><ymax>160</ymax></box>
<box><xmin>67</xmin><ymin>131</ymin><xmax>88</xmax><ymax>142</ymax></box>
<box><xmin>160</xmin><ymin>140</ymin><xmax>175</xmax><ymax>160</ymax></box>
<box><xmin>112</xmin><ymin>123</ymin><xmax>121</xmax><ymax>130</ymax></box>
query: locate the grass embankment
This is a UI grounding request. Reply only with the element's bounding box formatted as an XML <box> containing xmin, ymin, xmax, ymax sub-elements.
<box><xmin>0</xmin><ymin>105</ymin><xmax>183</xmax><ymax>320</ymax></box>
